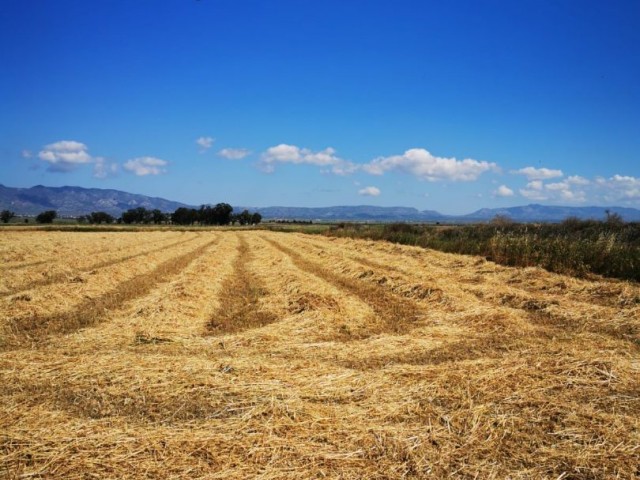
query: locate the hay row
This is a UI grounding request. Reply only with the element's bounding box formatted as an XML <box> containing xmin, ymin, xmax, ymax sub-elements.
<box><xmin>281</xmin><ymin>233</ymin><xmax>640</xmax><ymax>345</ymax></box>
<box><xmin>206</xmin><ymin>234</ymin><xmax>276</xmax><ymax>335</ymax></box>
<box><xmin>0</xmin><ymin>231</ymin><xmax>194</xmax><ymax>295</ymax></box>
<box><xmin>1</xmin><ymin>233</ymin><xmax>206</xmax><ymax>332</ymax></box>
<box><xmin>261</xmin><ymin>235</ymin><xmax>428</xmax><ymax>336</ymax></box>
<box><xmin>0</xmin><ymin>231</ymin><xmax>176</xmax><ymax>268</ymax></box>
<box><xmin>1</xmin><ymin>235</ymin><xmax>218</xmax><ymax>349</ymax></box>
<box><xmin>1</xmin><ymin>233</ymin><xmax>200</xmax><ymax>298</ymax></box>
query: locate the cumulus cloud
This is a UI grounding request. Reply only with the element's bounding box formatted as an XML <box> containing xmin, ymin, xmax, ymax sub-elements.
<box><xmin>38</xmin><ymin>140</ymin><xmax>92</xmax><ymax>171</ymax></box>
<box><xmin>218</xmin><ymin>148</ymin><xmax>251</xmax><ymax>160</ymax></box>
<box><xmin>596</xmin><ymin>175</ymin><xmax>640</xmax><ymax>201</ymax></box>
<box><xmin>362</xmin><ymin>149</ymin><xmax>498</xmax><ymax>182</ymax></box>
<box><xmin>567</xmin><ymin>175</ymin><xmax>590</xmax><ymax>186</ymax></box>
<box><xmin>358</xmin><ymin>186</ymin><xmax>381</xmax><ymax>197</ymax></box>
<box><xmin>196</xmin><ymin>136</ymin><xmax>215</xmax><ymax>153</ymax></box>
<box><xmin>123</xmin><ymin>157</ymin><xmax>168</xmax><ymax>176</ymax></box>
<box><xmin>260</xmin><ymin>144</ymin><xmax>355</xmax><ymax>175</ymax></box>
<box><xmin>519</xmin><ymin>180</ymin><xmax>548</xmax><ymax>200</ymax></box>
<box><xmin>21</xmin><ymin>149</ymin><xmax>33</xmax><ymax>159</ymax></box>
<box><xmin>494</xmin><ymin>185</ymin><xmax>514</xmax><ymax>197</ymax></box>
<box><xmin>512</xmin><ymin>166</ymin><xmax>564</xmax><ymax>180</ymax></box>
<box><xmin>519</xmin><ymin>178</ymin><xmax>586</xmax><ymax>202</ymax></box>
<box><xmin>93</xmin><ymin>157</ymin><xmax>119</xmax><ymax>179</ymax></box>
<box><xmin>545</xmin><ymin>180</ymin><xmax>587</xmax><ymax>202</ymax></box>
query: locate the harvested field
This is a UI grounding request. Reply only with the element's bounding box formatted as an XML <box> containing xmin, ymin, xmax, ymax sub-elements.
<box><xmin>1</xmin><ymin>230</ymin><xmax>639</xmax><ymax>479</ymax></box>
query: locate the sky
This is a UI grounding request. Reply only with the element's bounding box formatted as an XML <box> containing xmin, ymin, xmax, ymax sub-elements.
<box><xmin>1</xmin><ymin>0</ymin><xmax>639</xmax><ymax>214</ymax></box>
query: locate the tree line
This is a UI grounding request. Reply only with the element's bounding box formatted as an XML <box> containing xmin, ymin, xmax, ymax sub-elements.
<box><xmin>1</xmin><ymin>205</ymin><xmax>262</xmax><ymax>226</ymax></box>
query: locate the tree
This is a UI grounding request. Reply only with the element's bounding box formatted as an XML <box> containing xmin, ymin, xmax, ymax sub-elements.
<box><xmin>1</xmin><ymin>210</ymin><xmax>15</xmax><ymax>223</ymax></box>
<box><xmin>36</xmin><ymin>210</ymin><xmax>57</xmax><ymax>224</ymax></box>
<box><xmin>87</xmin><ymin>211</ymin><xmax>115</xmax><ymax>224</ymax></box>
<box><xmin>121</xmin><ymin>207</ymin><xmax>152</xmax><ymax>224</ymax></box>
<box><xmin>151</xmin><ymin>209</ymin><xmax>167</xmax><ymax>224</ymax></box>
<box><xmin>198</xmin><ymin>203</ymin><xmax>233</xmax><ymax>225</ymax></box>
<box><xmin>251</xmin><ymin>212</ymin><xmax>262</xmax><ymax>225</ymax></box>
<box><xmin>213</xmin><ymin>203</ymin><xmax>233</xmax><ymax>225</ymax></box>
<box><xmin>236</xmin><ymin>209</ymin><xmax>252</xmax><ymax>226</ymax></box>
<box><xmin>172</xmin><ymin>207</ymin><xmax>199</xmax><ymax>225</ymax></box>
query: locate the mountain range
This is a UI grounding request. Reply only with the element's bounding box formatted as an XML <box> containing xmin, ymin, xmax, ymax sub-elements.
<box><xmin>1</xmin><ymin>184</ymin><xmax>639</xmax><ymax>222</ymax></box>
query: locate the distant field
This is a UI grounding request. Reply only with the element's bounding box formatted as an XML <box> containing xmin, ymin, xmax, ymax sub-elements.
<box><xmin>1</xmin><ymin>231</ymin><xmax>639</xmax><ymax>478</ymax></box>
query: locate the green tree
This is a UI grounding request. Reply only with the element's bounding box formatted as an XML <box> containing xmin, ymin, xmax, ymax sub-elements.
<box><xmin>1</xmin><ymin>210</ymin><xmax>15</xmax><ymax>223</ymax></box>
<box><xmin>87</xmin><ymin>211</ymin><xmax>115</xmax><ymax>224</ymax></box>
<box><xmin>172</xmin><ymin>207</ymin><xmax>199</xmax><ymax>225</ymax></box>
<box><xmin>121</xmin><ymin>207</ymin><xmax>152</xmax><ymax>224</ymax></box>
<box><xmin>36</xmin><ymin>210</ymin><xmax>57</xmax><ymax>224</ymax></box>
<box><xmin>236</xmin><ymin>209</ymin><xmax>252</xmax><ymax>225</ymax></box>
<box><xmin>151</xmin><ymin>209</ymin><xmax>167</xmax><ymax>224</ymax></box>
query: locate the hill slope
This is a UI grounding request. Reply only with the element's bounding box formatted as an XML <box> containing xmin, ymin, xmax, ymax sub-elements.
<box><xmin>0</xmin><ymin>184</ymin><xmax>191</xmax><ymax>216</ymax></box>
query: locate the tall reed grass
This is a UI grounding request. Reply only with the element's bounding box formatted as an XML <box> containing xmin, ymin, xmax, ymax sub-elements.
<box><xmin>325</xmin><ymin>218</ymin><xmax>640</xmax><ymax>281</ymax></box>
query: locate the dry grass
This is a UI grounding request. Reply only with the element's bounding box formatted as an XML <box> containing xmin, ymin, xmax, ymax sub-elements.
<box><xmin>1</xmin><ymin>233</ymin><xmax>197</xmax><ymax>298</ymax></box>
<box><xmin>1</xmin><ymin>230</ymin><xmax>639</xmax><ymax>479</ymax></box>
<box><xmin>206</xmin><ymin>234</ymin><xmax>276</xmax><ymax>334</ymax></box>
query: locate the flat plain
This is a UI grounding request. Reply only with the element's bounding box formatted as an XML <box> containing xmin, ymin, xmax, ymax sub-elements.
<box><xmin>1</xmin><ymin>230</ymin><xmax>639</xmax><ymax>479</ymax></box>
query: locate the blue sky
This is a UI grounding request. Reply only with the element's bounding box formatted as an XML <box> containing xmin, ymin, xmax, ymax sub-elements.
<box><xmin>1</xmin><ymin>0</ymin><xmax>639</xmax><ymax>214</ymax></box>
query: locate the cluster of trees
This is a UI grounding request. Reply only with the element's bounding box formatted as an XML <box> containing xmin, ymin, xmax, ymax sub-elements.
<box><xmin>164</xmin><ymin>204</ymin><xmax>262</xmax><ymax>226</ymax></box>
<box><xmin>3</xmin><ymin>204</ymin><xmax>263</xmax><ymax>226</ymax></box>
<box><xmin>18</xmin><ymin>204</ymin><xmax>262</xmax><ymax>226</ymax></box>
<box><xmin>120</xmin><ymin>207</ymin><xmax>168</xmax><ymax>224</ymax></box>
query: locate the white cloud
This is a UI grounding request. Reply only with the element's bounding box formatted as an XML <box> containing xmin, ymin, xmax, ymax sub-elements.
<box><xmin>519</xmin><ymin>178</ymin><xmax>587</xmax><ymax>203</ymax></box>
<box><xmin>545</xmin><ymin>180</ymin><xmax>586</xmax><ymax>202</ymax></box>
<box><xmin>567</xmin><ymin>175</ymin><xmax>590</xmax><ymax>186</ymax></box>
<box><xmin>123</xmin><ymin>157</ymin><xmax>168</xmax><ymax>176</ymax></box>
<box><xmin>358</xmin><ymin>186</ymin><xmax>381</xmax><ymax>196</ymax></box>
<box><xmin>93</xmin><ymin>157</ymin><xmax>119</xmax><ymax>179</ymax></box>
<box><xmin>596</xmin><ymin>175</ymin><xmax>640</xmax><ymax>201</ymax></box>
<box><xmin>260</xmin><ymin>144</ymin><xmax>355</xmax><ymax>175</ymax></box>
<box><xmin>38</xmin><ymin>140</ymin><xmax>92</xmax><ymax>171</ymax></box>
<box><xmin>21</xmin><ymin>149</ymin><xmax>33</xmax><ymax>159</ymax></box>
<box><xmin>512</xmin><ymin>166</ymin><xmax>564</xmax><ymax>180</ymax></box>
<box><xmin>362</xmin><ymin>148</ymin><xmax>498</xmax><ymax>181</ymax></box>
<box><xmin>519</xmin><ymin>180</ymin><xmax>549</xmax><ymax>201</ymax></box>
<box><xmin>218</xmin><ymin>148</ymin><xmax>251</xmax><ymax>160</ymax></box>
<box><xmin>196</xmin><ymin>136</ymin><xmax>215</xmax><ymax>153</ymax></box>
<box><xmin>494</xmin><ymin>185</ymin><xmax>514</xmax><ymax>197</ymax></box>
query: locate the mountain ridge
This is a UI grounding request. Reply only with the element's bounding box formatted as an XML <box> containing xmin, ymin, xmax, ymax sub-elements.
<box><xmin>1</xmin><ymin>184</ymin><xmax>639</xmax><ymax>222</ymax></box>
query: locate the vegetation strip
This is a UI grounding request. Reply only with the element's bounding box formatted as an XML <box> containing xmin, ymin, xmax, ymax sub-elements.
<box><xmin>2</xmin><ymin>237</ymin><xmax>218</xmax><ymax>349</ymax></box>
<box><xmin>206</xmin><ymin>235</ymin><xmax>275</xmax><ymax>334</ymax></box>
<box><xmin>2</xmin><ymin>235</ymin><xmax>198</xmax><ymax>298</ymax></box>
<box><xmin>324</xmin><ymin>219</ymin><xmax>640</xmax><ymax>282</ymax></box>
<box><xmin>262</xmin><ymin>235</ymin><xmax>425</xmax><ymax>335</ymax></box>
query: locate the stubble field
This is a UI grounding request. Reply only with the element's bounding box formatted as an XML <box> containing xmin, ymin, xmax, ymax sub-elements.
<box><xmin>1</xmin><ymin>230</ymin><xmax>639</xmax><ymax>479</ymax></box>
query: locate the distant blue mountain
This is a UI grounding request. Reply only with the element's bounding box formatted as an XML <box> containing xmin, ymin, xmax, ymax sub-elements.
<box><xmin>463</xmin><ymin>204</ymin><xmax>640</xmax><ymax>222</ymax></box>
<box><xmin>240</xmin><ymin>205</ymin><xmax>444</xmax><ymax>221</ymax></box>
<box><xmin>1</xmin><ymin>185</ymin><xmax>639</xmax><ymax>222</ymax></box>
<box><xmin>0</xmin><ymin>184</ymin><xmax>190</xmax><ymax>216</ymax></box>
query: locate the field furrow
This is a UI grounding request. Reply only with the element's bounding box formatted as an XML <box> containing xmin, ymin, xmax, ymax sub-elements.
<box><xmin>1</xmin><ymin>233</ymin><xmax>198</xmax><ymax>297</ymax></box>
<box><xmin>206</xmin><ymin>234</ymin><xmax>276</xmax><ymax>335</ymax></box>
<box><xmin>285</xmin><ymin>233</ymin><xmax>640</xmax><ymax>344</ymax></box>
<box><xmin>261</xmin><ymin>234</ymin><xmax>429</xmax><ymax>336</ymax></box>
<box><xmin>1</xmin><ymin>230</ymin><xmax>638</xmax><ymax>479</ymax></box>
<box><xmin>0</xmin><ymin>234</ymin><xmax>216</xmax><ymax>349</ymax></box>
